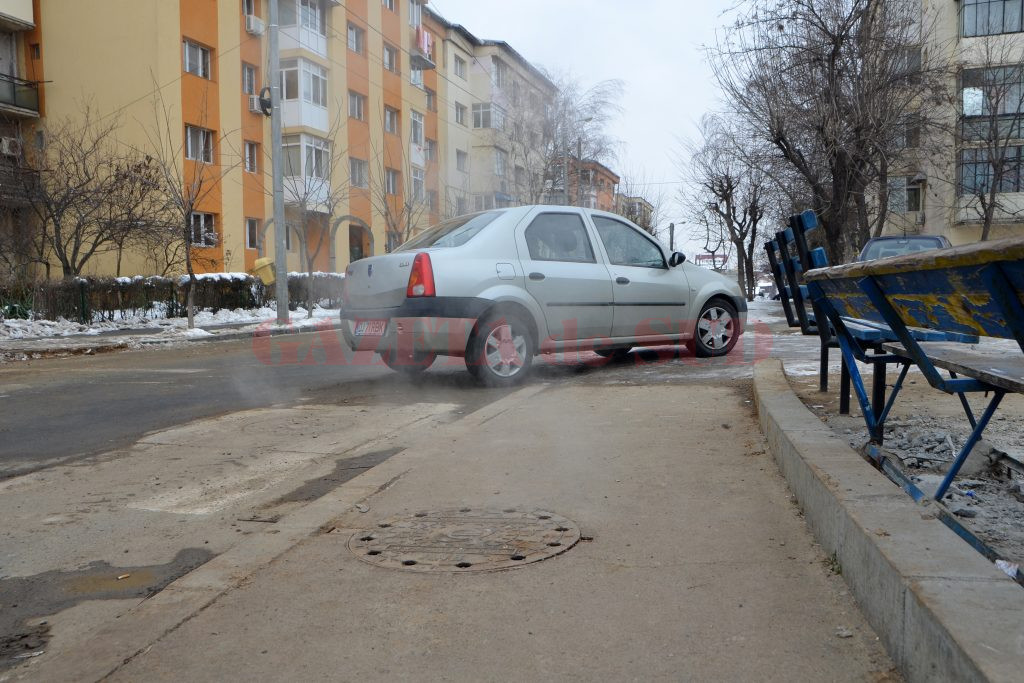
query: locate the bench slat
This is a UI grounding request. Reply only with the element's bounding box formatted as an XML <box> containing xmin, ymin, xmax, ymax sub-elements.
<box><xmin>882</xmin><ymin>341</ymin><xmax>1024</xmax><ymax>394</ymax></box>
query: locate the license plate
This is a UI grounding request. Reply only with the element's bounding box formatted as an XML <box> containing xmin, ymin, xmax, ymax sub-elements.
<box><xmin>354</xmin><ymin>320</ymin><xmax>387</xmax><ymax>336</ymax></box>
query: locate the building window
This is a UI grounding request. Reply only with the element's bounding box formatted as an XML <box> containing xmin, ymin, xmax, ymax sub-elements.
<box><xmin>305</xmin><ymin>136</ymin><xmax>330</xmax><ymax>179</ymax></box>
<box><xmin>281</xmin><ymin>59</ymin><xmax>299</xmax><ymax>100</ymax></box>
<box><xmin>962</xmin><ymin>65</ymin><xmax>1024</xmax><ymax>121</ymax></box>
<box><xmin>242</xmin><ymin>63</ymin><xmax>258</xmax><ymax>95</ymax></box>
<box><xmin>492</xmin><ymin>57</ymin><xmax>508</xmax><ymax>88</ymax></box>
<box><xmin>411</xmin><ymin>166</ymin><xmax>425</xmax><ymax>200</ymax></box>
<box><xmin>384</xmin><ymin>106</ymin><xmax>399</xmax><ymax>134</ymax></box>
<box><xmin>425</xmin><ymin>138</ymin><xmax>437</xmax><ymax>161</ymax></box>
<box><xmin>963</xmin><ymin>0</ymin><xmax>1024</xmax><ymax>37</ymax></box>
<box><xmin>383</xmin><ymin>44</ymin><xmax>399</xmax><ymax>74</ymax></box>
<box><xmin>411</xmin><ymin>66</ymin><xmax>423</xmax><ymax>87</ymax></box>
<box><xmin>243</xmin><ymin>0</ymin><xmax>257</xmax><ymax>16</ymax></box>
<box><xmin>185</xmin><ymin>126</ymin><xmax>213</xmax><ymax>163</ymax></box>
<box><xmin>382</xmin><ymin>0</ymin><xmax>395</xmax><ymax>11</ymax></box>
<box><xmin>494</xmin><ymin>148</ymin><xmax>508</xmax><ymax>177</ymax></box>
<box><xmin>347</xmin><ymin>23</ymin><xmax>364</xmax><ymax>54</ymax></box>
<box><xmin>456</xmin><ymin>149</ymin><xmax>468</xmax><ymax>172</ymax></box>
<box><xmin>190</xmin><ymin>212</ymin><xmax>217</xmax><ymax>247</ymax></box>
<box><xmin>302</xmin><ymin>60</ymin><xmax>327</xmax><ymax>107</ymax></box>
<box><xmin>456</xmin><ymin>195</ymin><xmax>467</xmax><ymax>215</ymax></box>
<box><xmin>246</xmin><ymin>217</ymin><xmax>260</xmax><ymax>249</ymax></box>
<box><xmin>283</xmin><ymin>134</ymin><xmax>301</xmax><ymax>175</ymax></box>
<box><xmin>888</xmin><ymin>177</ymin><xmax>923</xmax><ymax>212</ymax></box>
<box><xmin>960</xmin><ymin>146</ymin><xmax>1024</xmax><ymax>194</ymax></box>
<box><xmin>348</xmin><ymin>91</ymin><xmax>366</xmax><ymax>120</ymax></box>
<box><xmin>183</xmin><ymin>40</ymin><xmax>211</xmax><ymax>79</ymax></box>
<box><xmin>473</xmin><ymin>102</ymin><xmax>506</xmax><ymax>129</ymax></box>
<box><xmin>385</xmin><ymin>168</ymin><xmax>400</xmax><ymax>195</ymax></box>
<box><xmin>350</xmin><ymin>157</ymin><xmax>369</xmax><ymax>188</ymax></box>
<box><xmin>244</xmin><ymin>141</ymin><xmax>259</xmax><ymax>173</ymax></box>
<box><xmin>411</xmin><ymin>110</ymin><xmax>424</xmax><ymax>145</ymax></box>
<box><xmin>299</xmin><ymin>0</ymin><xmax>325</xmax><ymax>35</ymax></box>
<box><xmin>409</xmin><ymin>0</ymin><xmax>423</xmax><ymax>27</ymax></box>
<box><xmin>455</xmin><ymin>102</ymin><xmax>467</xmax><ymax>126</ymax></box>
<box><xmin>425</xmin><ymin>87</ymin><xmax>437</xmax><ymax>111</ymax></box>
<box><xmin>285</xmin><ymin>223</ymin><xmax>294</xmax><ymax>250</ymax></box>
<box><xmin>454</xmin><ymin>54</ymin><xmax>466</xmax><ymax>79</ymax></box>
<box><xmin>428</xmin><ymin>190</ymin><xmax>438</xmax><ymax>212</ymax></box>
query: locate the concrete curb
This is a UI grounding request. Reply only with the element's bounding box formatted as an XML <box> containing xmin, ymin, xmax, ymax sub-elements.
<box><xmin>753</xmin><ymin>358</ymin><xmax>1024</xmax><ymax>683</ymax></box>
<box><xmin>14</xmin><ymin>383</ymin><xmax>550</xmax><ymax>682</ymax></box>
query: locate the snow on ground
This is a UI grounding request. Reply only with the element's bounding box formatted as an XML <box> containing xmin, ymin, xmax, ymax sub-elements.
<box><xmin>0</xmin><ymin>304</ymin><xmax>339</xmax><ymax>341</ymax></box>
<box><xmin>746</xmin><ymin>298</ymin><xmax>788</xmax><ymax>325</ymax></box>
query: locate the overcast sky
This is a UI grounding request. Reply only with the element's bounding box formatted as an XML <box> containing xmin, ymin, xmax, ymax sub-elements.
<box><xmin>427</xmin><ymin>0</ymin><xmax>732</xmax><ymax>253</ymax></box>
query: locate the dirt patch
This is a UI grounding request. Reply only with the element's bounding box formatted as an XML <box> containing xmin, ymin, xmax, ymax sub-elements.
<box><xmin>787</xmin><ymin>366</ymin><xmax>1024</xmax><ymax>569</ymax></box>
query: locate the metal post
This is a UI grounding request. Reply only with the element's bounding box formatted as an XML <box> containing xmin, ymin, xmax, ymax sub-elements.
<box><xmin>269</xmin><ymin>0</ymin><xmax>289</xmax><ymax>326</ymax></box>
<box><xmin>576</xmin><ymin>136</ymin><xmax>583</xmax><ymax>207</ymax></box>
<box><xmin>669</xmin><ymin>223</ymin><xmax>675</xmax><ymax>251</ymax></box>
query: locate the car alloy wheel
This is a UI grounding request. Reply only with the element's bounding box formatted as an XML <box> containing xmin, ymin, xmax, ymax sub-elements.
<box><xmin>693</xmin><ymin>300</ymin><xmax>738</xmax><ymax>357</ymax></box>
<box><xmin>467</xmin><ymin>313</ymin><xmax>534</xmax><ymax>386</ymax></box>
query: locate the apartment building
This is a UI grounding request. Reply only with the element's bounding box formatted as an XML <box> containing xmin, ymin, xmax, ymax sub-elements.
<box><xmin>429</xmin><ymin>7</ymin><xmax>556</xmax><ymax>217</ymax></box>
<box><xmin>568</xmin><ymin>159</ymin><xmax>618</xmax><ymax>212</ymax></box>
<box><xmin>5</xmin><ymin>0</ymin><xmax>447</xmax><ymax>278</ymax></box>
<box><xmin>883</xmin><ymin>0</ymin><xmax>1024</xmax><ymax>244</ymax></box>
<box><xmin>615</xmin><ymin>194</ymin><xmax>654</xmax><ymax>232</ymax></box>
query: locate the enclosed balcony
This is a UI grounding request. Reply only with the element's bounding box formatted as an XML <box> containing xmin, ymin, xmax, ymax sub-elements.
<box><xmin>0</xmin><ymin>73</ymin><xmax>39</xmax><ymax>117</ymax></box>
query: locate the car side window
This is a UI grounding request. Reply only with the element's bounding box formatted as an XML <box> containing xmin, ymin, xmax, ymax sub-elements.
<box><xmin>524</xmin><ymin>213</ymin><xmax>596</xmax><ymax>263</ymax></box>
<box><xmin>592</xmin><ymin>216</ymin><xmax>666</xmax><ymax>269</ymax></box>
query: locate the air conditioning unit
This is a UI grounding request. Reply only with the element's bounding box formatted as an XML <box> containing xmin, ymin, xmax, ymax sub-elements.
<box><xmin>245</xmin><ymin>15</ymin><xmax>265</xmax><ymax>36</ymax></box>
<box><xmin>248</xmin><ymin>95</ymin><xmax>262</xmax><ymax>113</ymax></box>
<box><xmin>0</xmin><ymin>137</ymin><xmax>22</xmax><ymax>157</ymax></box>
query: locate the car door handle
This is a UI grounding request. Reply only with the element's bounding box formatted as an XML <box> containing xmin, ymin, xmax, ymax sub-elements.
<box><xmin>529</xmin><ymin>272</ymin><xmax>545</xmax><ymax>281</ymax></box>
<box><xmin>616</xmin><ymin>276</ymin><xmax>630</xmax><ymax>285</ymax></box>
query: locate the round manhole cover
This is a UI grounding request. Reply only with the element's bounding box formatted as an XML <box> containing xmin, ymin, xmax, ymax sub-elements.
<box><xmin>349</xmin><ymin>508</ymin><xmax>581</xmax><ymax>572</ymax></box>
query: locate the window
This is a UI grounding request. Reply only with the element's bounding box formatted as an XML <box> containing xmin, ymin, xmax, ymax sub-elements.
<box><xmin>183</xmin><ymin>40</ymin><xmax>211</xmax><ymax>79</ymax></box>
<box><xmin>348</xmin><ymin>90</ymin><xmax>366</xmax><ymax>120</ymax></box>
<box><xmin>347</xmin><ymin>23</ymin><xmax>364</xmax><ymax>54</ymax></box>
<box><xmin>398</xmin><ymin>211</ymin><xmax>501</xmax><ymax>251</ymax></box>
<box><xmin>492</xmin><ymin>57</ymin><xmax>508</xmax><ymax>88</ymax></box>
<box><xmin>283</xmin><ymin>134</ymin><xmax>301</xmax><ymax>175</ymax></box>
<box><xmin>185</xmin><ymin>126</ymin><xmax>213</xmax><ymax>163</ymax></box>
<box><xmin>593</xmin><ymin>216</ymin><xmax>666</xmax><ymax>268</ymax></box>
<box><xmin>385</xmin><ymin>168</ymin><xmax>400</xmax><ymax>195</ymax></box>
<box><xmin>456</xmin><ymin>195</ymin><xmax>467</xmax><ymax>215</ymax></box>
<box><xmin>384</xmin><ymin>106</ymin><xmax>399</xmax><ymax>134</ymax></box>
<box><xmin>280</xmin><ymin>0</ymin><xmax>296</xmax><ymax>24</ymax></box>
<box><xmin>281</xmin><ymin>59</ymin><xmax>299</xmax><ymax>100</ymax></box>
<box><xmin>412</xmin><ymin>166</ymin><xmax>425</xmax><ymax>200</ymax></box>
<box><xmin>411</xmin><ymin>110</ymin><xmax>424</xmax><ymax>144</ymax></box>
<box><xmin>243</xmin><ymin>0</ymin><xmax>256</xmax><ymax>16</ymax></box>
<box><xmin>962</xmin><ymin>0</ymin><xmax>1024</xmax><ymax>38</ymax></box>
<box><xmin>302</xmin><ymin>60</ymin><xmax>327</xmax><ymax>106</ymax></box>
<box><xmin>425</xmin><ymin>87</ymin><xmax>437</xmax><ymax>111</ymax></box>
<box><xmin>383</xmin><ymin>44</ymin><xmax>399</xmax><ymax>74</ymax></box>
<box><xmin>382</xmin><ymin>0</ymin><xmax>395</xmax><ymax>11</ymax></box>
<box><xmin>410</xmin><ymin>66</ymin><xmax>423</xmax><ymax>88</ymax></box>
<box><xmin>455</xmin><ymin>102</ymin><xmax>467</xmax><ymax>126</ymax></box>
<box><xmin>285</xmin><ymin>223</ymin><xmax>294</xmax><ymax>250</ymax></box>
<box><xmin>897</xmin><ymin>46</ymin><xmax>922</xmax><ymax>84</ymax></box>
<box><xmin>299</xmin><ymin>0</ymin><xmax>325</xmax><ymax>35</ymax></box>
<box><xmin>350</xmin><ymin>157</ymin><xmax>369</xmax><ymax>188</ymax></box>
<box><xmin>242</xmin><ymin>63</ymin><xmax>257</xmax><ymax>95</ymax></box>
<box><xmin>494</xmin><ymin>148</ymin><xmax>508</xmax><ymax>177</ymax></box>
<box><xmin>425</xmin><ymin>138</ymin><xmax>437</xmax><ymax>161</ymax></box>
<box><xmin>962</xmin><ymin>66</ymin><xmax>1024</xmax><ymax>118</ymax></box>
<box><xmin>472</xmin><ymin>102</ymin><xmax>505</xmax><ymax>129</ymax></box>
<box><xmin>305</xmin><ymin>136</ymin><xmax>329</xmax><ymax>179</ymax></box>
<box><xmin>524</xmin><ymin>213</ymin><xmax>596</xmax><ymax>263</ymax></box>
<box><xmin>960</xmin><ymin>146</ymin><xmax>1024</xmax><ymax>195</ymax></box>
<box><xmin>888</xmin><ymin>177</ymin><xmax>923</xmax><ymax>213</ymax></box>
<box><xmin>901</xmin><ymin>116</ymin><xmax>921</xmax><ymax>149</ymax></box>
<box><xmin>454</xmin><ymin>54</ymin><xmax>466</xmax><ymax>79</ymax></box>
<box><xmin>190</xmin><ymin>212</ymin><xmax>217</xmax><ymax>247</ymax></box>
<box><xmin>246</xmin><ymin>218</ymin><xmax>260</xmax><ymax>250</ymax></box>
<box><xmin>456</xmin><ymin>149</ymin><xmax>468</xmax><ymax>172</ymax></box>
<box><xmin>409</xmin><ymin>0</ymin><xmax>423</xmax><ymax>27</ymax></box>
<box><xmin>244</xmin><ymin>141</ymin><xmax>259</xmax><ymax>173</ymax></box>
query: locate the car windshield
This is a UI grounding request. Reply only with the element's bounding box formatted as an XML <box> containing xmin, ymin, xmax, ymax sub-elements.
<box><xmin>396</xmin><ymin>211</ymin><xmax>501</xmax><ymax>251</ymax></box>
<box><xmin>860</xmin><ymin>237</ymin><xmax>944</xmax><ymax>261</ymax></box>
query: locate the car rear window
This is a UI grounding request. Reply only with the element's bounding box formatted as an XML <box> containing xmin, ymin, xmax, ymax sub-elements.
<box><xmin>397</xmin><ymin>211</ymin><xmax>501</xmax><ymax>251</ymax></box>
<box><xmin>860</xmin><ymin>237</ymin><xmax>944</xmax><ymax>261</ymax></box>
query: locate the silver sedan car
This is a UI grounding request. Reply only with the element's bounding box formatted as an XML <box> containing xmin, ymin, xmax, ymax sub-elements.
<box><xmin>341</xmin><ymin>206</ymin><xmax>747</xmax><ymax>386</ymax></box>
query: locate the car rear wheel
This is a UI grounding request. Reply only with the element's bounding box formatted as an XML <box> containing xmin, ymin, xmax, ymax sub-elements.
<box><xmin>692</xmin><ymin>299</ymin><xmax>738</xmax><ymax>357</ymax></box>
<box><xmin>466</xmin><ymin>312</ymin><xmax>534</xmax><ymax>387</ymax></box>
<box><xmin>380</xmin><ymin>349</ymin><xmax>437</xmax><ymax>374</ymax></box>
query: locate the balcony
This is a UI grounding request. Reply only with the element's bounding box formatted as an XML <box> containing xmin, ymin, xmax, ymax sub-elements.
<box><xmin>0</xmin><ymin>163</ymin><xmax>38</xmax><ymax>207</ymax></box>
<box><xmin>281</xmin><ymin>98</ymin><xmax>328</xmax><ymax>132</ymax></box>
<box><xmin>409</xmin><ymin>27</ymin><xmax>436</xmax><ymax>70</ymax></box>
<box><xmin>0</xmin><ymin>73</ymin><xmax>39</xmax><ymax>117</ymax></box>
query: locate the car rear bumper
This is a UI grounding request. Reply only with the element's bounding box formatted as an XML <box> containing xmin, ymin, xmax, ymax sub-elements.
<box><xmin>340</xmin><ymin>297</ymin><xmax>490</xmax><ymax>355</ymax></box>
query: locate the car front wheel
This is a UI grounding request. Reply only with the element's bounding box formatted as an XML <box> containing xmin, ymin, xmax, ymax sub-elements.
<box><xmin>691</xmin><ymin>299</ymin><xmax>738</xmax><ymax>357</ymax></box>
<box><xmin>466</xmin><ymin>312</ymin><xmax>534</xmax><ymax>387</ymax></box>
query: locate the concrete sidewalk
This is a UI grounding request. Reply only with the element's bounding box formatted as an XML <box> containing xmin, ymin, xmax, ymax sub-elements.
<box><xmin>21</xmin><ymin>381</ymin><xmax>895</xmax><ymax>681</ymax></box>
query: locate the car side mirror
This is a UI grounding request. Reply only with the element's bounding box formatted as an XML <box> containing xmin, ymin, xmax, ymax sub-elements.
<box><xmin>669</xmin><ymin>252</ymin><xmax>686</xmax><ymax>267</ymax></box>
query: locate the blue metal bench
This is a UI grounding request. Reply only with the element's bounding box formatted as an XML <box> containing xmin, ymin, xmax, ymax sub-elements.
<box><xmin>804</xmin><ymin>238</ymin><xmax>1024</xmax><ymax>501</ymax></box>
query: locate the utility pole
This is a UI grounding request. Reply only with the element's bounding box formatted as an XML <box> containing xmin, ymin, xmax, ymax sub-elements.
<box><xmin>668</xmin><ymin>222</ymin><xmax>675</xmax><ymax>251</ymax></box>
<box><xmin>269</xmin><ymin>0</ymin><xmax>289</xmax><ymax>326</ymax></box>
<box><xmin>576</xmin><ymin>136</ymin><xmax>583</xmax><ymax>208</ymax></box>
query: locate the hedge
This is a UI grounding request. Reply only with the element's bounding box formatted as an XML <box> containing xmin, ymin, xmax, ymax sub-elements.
<box><xmin>0</xmin><ymin>272</ymin><xmax>345</xmax><ymax>323</ymax></box>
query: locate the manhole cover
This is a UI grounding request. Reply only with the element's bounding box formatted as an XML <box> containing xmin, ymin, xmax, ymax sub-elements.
<box><xmin>349</xmin><ymin>508</ymin><xmax>580</xmax><ymax>572</ymax></box>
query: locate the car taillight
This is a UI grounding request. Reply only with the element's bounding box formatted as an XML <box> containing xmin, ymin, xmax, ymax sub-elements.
<box><xmin>406</xmin><ymin>252</ymin><xmax>435</xmax><ymax>297</ymax></box>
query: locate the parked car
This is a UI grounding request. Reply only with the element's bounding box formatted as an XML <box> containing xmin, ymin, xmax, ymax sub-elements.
<box><xmin>858</xmin><ymin>235</ymin><xmax>951</xmax><ymax>261</ymax></box>
<box><xmin>341</xmin><ymin>206</ymin><xmax>747</xmax><ymax>386</ymax></box>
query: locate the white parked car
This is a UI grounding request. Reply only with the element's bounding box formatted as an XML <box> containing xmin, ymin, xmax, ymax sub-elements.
<box><xmin>341</xmin><ymin>206</ymin><xmax>747</xmax><ymax>386</ymax></box>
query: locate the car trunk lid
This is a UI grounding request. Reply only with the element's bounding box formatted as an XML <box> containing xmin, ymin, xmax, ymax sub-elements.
<box><xmin>344</xmin><ymin>254</ymin><xmax>413</xmax><ymax>310</ymax></box>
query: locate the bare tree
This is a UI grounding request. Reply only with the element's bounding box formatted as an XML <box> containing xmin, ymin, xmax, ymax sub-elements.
<box><xmin>145</xmin><ymin>90</ymin><xmax>236</xmax><ymax>328</ymax></box>
<box><xmin>366</xmin><ymin>130</ymin><xmax>432</xmax><ymax>250</ymax></box>
<box><xmin>22</xmin><ymin>105</ymin><xmax>169</xmax><ymax>278</ymax></box>
<box><xmin>614</xmin><ymin>170</ymin><xmax>664</xmax><ymax>234</ymax></box>
<box><xmin>711</xmin><ymin>0</ymin><xmax>949</xmax><ymax>262</ymax></box>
